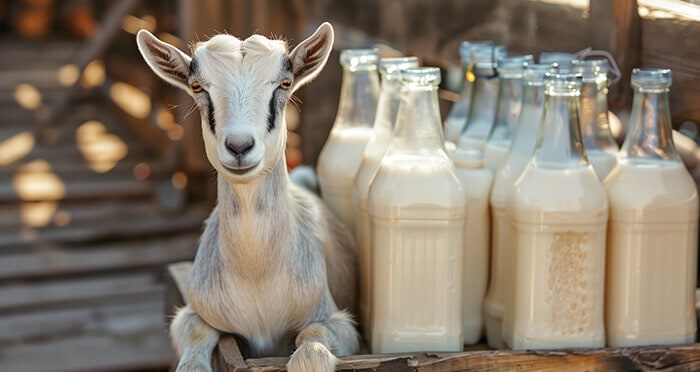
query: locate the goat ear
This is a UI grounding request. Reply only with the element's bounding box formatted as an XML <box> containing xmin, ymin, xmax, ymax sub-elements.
<box><xmin>289</xmin><ymin>22</ymin><xmax>334</xmax><ymax>93</ymax></box>
<box><xmin>136</xmin><ymin>29</ymin><xmax>192</xmax><ymax>94</ymax></box>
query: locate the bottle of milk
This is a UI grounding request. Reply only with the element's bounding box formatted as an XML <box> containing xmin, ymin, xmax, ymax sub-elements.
<box><xmin>352</xmin><ymin>56</ymin><xmax>419</xmax><ymax>342</ymax></box>
<box><xmin>483</xmin><ymin>55</ymin><xmax>533</xmax><ymax>172</ymax></box>
<box><xmin>484</xmin><ymin>63</ymin><xmax>555</xmax><ymax>349</ymax></box>
<box><xmin>604</xmin><ymin>69</ymin><xmax>698</xmax><ymax>347</ymax></box>
<box><xmin>452</xmin><ymin>148</ymin><xmax>493</xmax><ymax>345</ymax></box>
<box><xmin>369</xmin><ymin>67</ymin><xmax>467</xmax><ymax>353</ymax></box>
<box><xmin>503</xmin><ymin>73</ymin><xmax>608</xmax><ymax>350</ymax></box>
<box><xmin>457</xmin><ymin>45</ymin><xmax>507</xmax><ymax>151</ymax></box>
<box><xmin>443</xmin><ymin>41</ymin><xmax>493</xmax><ymax>143</ymax></box>
<box><xmin>572</xmin><ymin>58</ymin><xmax>619</xmax><ymax>180</ymax></box>
<box><xmin>317</xmin><ymin>49</ymin><xmax>379</xmax><ymax>234</ymax></box>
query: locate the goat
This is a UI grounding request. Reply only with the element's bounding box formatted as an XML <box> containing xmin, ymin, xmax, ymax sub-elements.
<box><xmin>136</xmin><ymin>23</ymin><xmax>359</xmax><ymax>371</ymax></box>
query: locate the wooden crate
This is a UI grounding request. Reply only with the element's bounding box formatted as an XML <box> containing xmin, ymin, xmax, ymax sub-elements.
<box><xmin>166</xmin><ymin>262</ymin><xmax>700</xmax><ymax>372</ymax></box>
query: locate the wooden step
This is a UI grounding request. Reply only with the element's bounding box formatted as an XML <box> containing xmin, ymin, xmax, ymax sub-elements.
<box><xmin>0</xmin><ymin>233</ymin><xmax>199</xmax><ymax>281</ymax></box>
<box><xmin>0</xmin><ymin>296</ymin><xmax>175</xmax><ymax>372</ymax></box>
<box><xmin>0</xmin><ymin>203</ymin><xmax>209</xmax><ymax>248</ymax></box>
<box><xmin>0</xmin><ymin>271</ymin><xmax>162</xmax><ymax>314</ymax></box>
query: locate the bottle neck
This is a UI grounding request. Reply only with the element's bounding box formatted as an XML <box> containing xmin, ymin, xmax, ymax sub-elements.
<box><xmin>534</xmin><ymin>92</ymin><xmax>589</xmax><ymax>169</ymax></box>
<box><xmin>460</xmin><ymin>65</ymin><xmax>499</xmax><ymax>142</ymax></box>
<box><xmin>388</xmin><ymin>85</ymin><xmax>447</xmax><ymax>158</ymax></box>
<box><xmin>333</xmin><ymin>67</ymin><xmax>380</xmax><ymax>130</ymax></box>
<box><xmin>579</xmin><ymin>76</ymin><xmax>618</xmax><ymax>152</ymax></box>
<box><xmin>620</xmin><ymin>87</ymin><xmax>680</xmax><ymax>162</ymax></box>
<box><xmin>374</xmin><ymin>75</ymin><xmax>402</xmax><ymax>133</ymax></box>
<box><xmin>490</xmin><ymin>75</ymin><xmax>524</xmax><ymax>142</ymax></box>
<box><xmin>509</xmin><ymin>82</ymin><xmax>546</xmax><ymax>158</ymax></box>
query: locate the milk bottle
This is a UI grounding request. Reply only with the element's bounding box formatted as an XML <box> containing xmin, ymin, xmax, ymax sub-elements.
<box><xmin>369</xmin><ymin>67</ymin><xmax>467</xmax><ymax>353</ymax></box>
<box><xmin>352</xmin><ymin>56</ymin><xmax>419</xmax><ymax>341</ymax></box>
<box><xmin>317</xmin><ymin>49</ymin><xmax>379</xmax><ymax>234</ymax></box>
<box><xmin>484</xmin><ymin>63</ymin><xmax>555</xmax><ymax>349</ymax></box>
<box><xmin>503</xmin><ymin>73</ymin><xmax>608</xmax><ymax>350</ymax></box>
<box><xmin>604</xmin><ymin>69</ymin><xmax>698</xmax><ymax>347</ymax></box>
<box><xmin>457</xmin><ymin>45</ymin><xmax>507</xmax><ymax>151</ymax></box>
<box><xmin>452</xmin><ymin>148</ymin><xmax>493</xmax><ymax>344</ymax></box>
<box><xmin>483</xmin><ymin>55</ymin><xmax>533</xmax><ymax>172</ymax></box>
<box><xmin>443</xmin><ymin>41</ymin><xmax>493</xmax><ymax>143</ymax></box>
<box><xmin>572</xmin><ymin>58</ymin><xmax>619</xmax><ymax>180</ymax></box>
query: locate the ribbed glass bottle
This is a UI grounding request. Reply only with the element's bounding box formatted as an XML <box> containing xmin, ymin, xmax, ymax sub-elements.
<box><xmin>604</xmin><ymin>69</ymin><xmax>698</xmax><ymax>347</ymax></box>
<box><xmin>352</xmin><ymin>56</ymin><xmax>419</xmax><ymax>342</ymax></box>
<box><xmin>503</xmin><ymin>73</ymin><xmax>608</xmax><ymax>350</ymax></box>
<box><xmin>317</xmin><ymin>49</ymin><xmax>379</xmax><ymax>234</ymax></box>
<box><xmin>369</xmin><ymin>67</ymin><xmax>467</xmax><ymax>353</ymax></box>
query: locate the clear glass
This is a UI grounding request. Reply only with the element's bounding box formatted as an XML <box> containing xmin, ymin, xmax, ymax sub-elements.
<box><xmin>483</xmin><ymin>63</ymin><xmax>554</xmax><ymax>349</ymax></box>
<box><xmin>443</xmin><ymin>41</ymin><xmax>493</xmax><ymax>142</ymax></box>
<box><xmin>503</xmin><ymin>72</ymin><xmax>608</xmax><ymax>350</ymax></box>
<box><xmin>457</xmin><ymin>45</ymin><xmax>507</xmax><ymax>151</ymax></box>
<box><xmin>604</xmin><ymin>69</ymin><xmax>698</xmax><ymax>347</ymax></box>
<box><xmin>317</xmin><ymin>49</ymin><xmax>380</xmax><ymax>234</ymax></box>
<box><xmin>483</xmin><ymin>55</ymin><xmax>533</xmax><ymax>171</ymax></box>
<box><xmin>572</xmin><ymin>58</ymin><xmax>619</xmax><ymax>180</ymax></box>
<box><xmin>369</xmin><ymin>67</ymin><xmax>467</xmax><ymax>353</ymax></box>
<box><xmin>352</xmin><ymin>56</ymin><xmax>419</xmax><ymax>342</ymax></box>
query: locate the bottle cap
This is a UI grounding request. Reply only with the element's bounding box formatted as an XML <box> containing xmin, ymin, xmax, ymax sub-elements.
<box><xmin>631</xmin><ymin>68</ymin><xmax>672</xmax><ymax>90</ymax></box>
<box><xmin>340</xmin><ymin>49</ymin><xmax>379</xmax><ymax>68</ymax></box>
<box><xmin>379</xmin><ymin>56</ymin><xmax>420</xmax><ymax>76</ymax></box>
<box><xmin>539</xmin><ymin>52</ymin><xmax>576</xmax><ymax>68</ymax></box>
<box><xmin>523</xmin><ymin>63</ymin><xmax>559</xmax><ymax>84</ymax></box>
<box><xmin>459</xmin><ymin>41</ymin><xmax>494</xmax><ymax>63</ymax></box>
<box><xmin>571</xmin><ymin>58</ymin><xmax>613</xmax><ymax>83</ymax></box>
<box><xmin>497</xmin><ymin>55</ymin><xmax>534</xmax><ymax>76</ymax></box>
<box><xmin>401</xmin><ymin>67</ymin><xmax>441</xmax><ymax>86</ymax></box>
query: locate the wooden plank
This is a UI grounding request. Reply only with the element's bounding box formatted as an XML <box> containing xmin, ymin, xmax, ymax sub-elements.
<box><xmin>0</xmin><ymin>271</ymin><xmax>161</xmax><ymax>313</ymax></box>
<box><xmin>0</xmin><ymin>297</ymin><xmax>175</xmax><ymax>372</ymax></box>
<box><xmin>0</xmin><ymin>204</ymin><xmax>208</xmax><ymax>248</ymax></box>
<box><xmin>220</xmin><ymin>338</ymin><xmax>700</xmax><ymax>371</ymax></box>
<box><xmin>0</xmin><ymin>233</ymin><xmax>199</xmax><ymax>280</ymax></box>
<box><xmin>164</xmin><ymin>261</ymin><xmax>193</xmax><ymax>328</ymax></box>
<box><xmin>0</xmin><ymin>174</ymin><xmax>153</xmax><ymax>203</ymax></box>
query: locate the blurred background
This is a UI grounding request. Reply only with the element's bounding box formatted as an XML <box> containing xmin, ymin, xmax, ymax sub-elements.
<box><xmin>0</xmin><ymin>0</ymin><xmax>697</xmax><ymax>371</ymax></box>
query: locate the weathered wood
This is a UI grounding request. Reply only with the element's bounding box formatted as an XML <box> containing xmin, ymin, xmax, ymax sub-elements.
<box><xmin>219</xmin><ymin>337</ymin><xmax>700</xmax><ymax>371</ymax></box>
<box><xmin>164</xmin><ymin>261</ymin><xmax>193</xmax><ymax>329</ymax></box>
<box><xmin>0</xmin><ymin>174</ymin><xmax>153</xmax><ymax>203</ymax></box>
<box><xmin>0</xmin><ymin>233</ymin><xmax>198</xmax><ymax>280</ymax></box>
<box><xmin>0</xmin><ymin>272</ymin><xmax>160</xmax><ymax>313</ymax></box>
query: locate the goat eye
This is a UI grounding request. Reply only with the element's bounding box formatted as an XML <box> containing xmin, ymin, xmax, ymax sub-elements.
<box><xmin>191</xmin><ymin>81</ymin><xmax>203</xmax><ymax>93</ymax></box>
<box><xmin>280</xmin><ymin>79</ymin><xmax>292</xmax><ymax>90</ymax></box>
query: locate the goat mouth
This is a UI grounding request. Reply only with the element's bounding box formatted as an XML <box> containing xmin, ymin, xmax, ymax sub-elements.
<box><xmin>221</xmin><ymin>162</ymin><xmax>259</xmax><ymax>175</ymax></box>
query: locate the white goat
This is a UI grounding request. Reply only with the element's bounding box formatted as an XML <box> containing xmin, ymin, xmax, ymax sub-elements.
<box><xmin>136</xmin><ymin>23</ymin><xmax>359</xmax><ymax>371</ymax></box>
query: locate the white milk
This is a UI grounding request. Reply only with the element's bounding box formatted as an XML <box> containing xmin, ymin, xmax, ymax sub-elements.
<box><xmin>453</xmin><ymin>149</ymin><xmax>493</xmax><ymax>344</ymax></box>
<box><xmin>503</xmin><ymin>165</ymin><xmax>608</xmax><ymax>350</ymax></box>
<box><xmin>587</xmin><ymin>150</ymin><xmax>617</xmax><ymax>181</ymax></box>
<box><xmin>369</xmin><ymin>158</ymin><xmax>467</xmax><ymax>353</ymax></box>
<box><xmin>604</xmin><ymin>159</ymin><xmax>699</xmax><ymax>347</ymax></box>
<box><xmin>317</xmin><ymin>126</ymin><xmax>372</xmax><ymax>233</ymax></box>
<box><xmin>483</xmin><ymin>139</ymin><xmax>510</xmax><ymax>172</ymax></box>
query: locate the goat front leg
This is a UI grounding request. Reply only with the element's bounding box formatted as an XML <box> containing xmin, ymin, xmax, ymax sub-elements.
<box><xmin>170</xmin><ymin>305</ymin><xmax>221</xmax><ymax>372</ymax></box>
<box><xmin>288</xmin><ymin>309</ymin><xmax>359</xmax><ymax>372</ymax></box>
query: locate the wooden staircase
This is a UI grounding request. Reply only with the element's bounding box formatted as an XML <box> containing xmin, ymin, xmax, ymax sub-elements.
<box><xmin>0</xmin><ymin>37</ymin><xmax>208</xmax><ymax>371</ymax></box>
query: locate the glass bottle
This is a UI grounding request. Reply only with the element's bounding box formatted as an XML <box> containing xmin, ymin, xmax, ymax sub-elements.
<box><xmin>452</xmin><ymin>148</ymin><xmax>493</xmax><ymax>345</ymax></box>
<box><xmin>483</xmin><ymin>55</ymin><xmax>534</xmax><ymax>171</ymax></box>
<box><xmin>317</xmin><ymin>49</ymin><xmax>379</xmax><ymax>234</ymax></box>
<box><xmin>483</xmin><ymin>63</ymin><xmax>554</xmax><ymax>349</ymax></box>
<box><xmin>572</xmin><ymin>58</ymin><xmax>619</xmax><ymax>180</ymax></box>
<box><xmin>352</xmin><ymin>56</ymin><xmax>419</xmax><ymax>342</ymax></box>
<box><xmin>503</xmin><ymin>73</ymin><xmax>608</xmax><ymax>350</ymax></box>
<box><xmin>457</xmin><ymin>45</ymin><xmax>507</xmax><ymax>151</ymax></box>
<box><xmin>443</xmin><ymin>41</ymin><xmax>493</xmax><ymax>143</ymax></box>
<box><xmin>604</xmin><ymin>69</ymin><xmax>698</xmax><ymax>347</ymax></box>
<box><xmin>369</xmin><ymin>67</ymin><xmax>467</xmax><ymax>353</ymax></box>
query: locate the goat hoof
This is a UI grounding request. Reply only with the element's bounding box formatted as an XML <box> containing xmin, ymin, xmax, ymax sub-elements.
<box><xmin>287</xmin><ymin>341</ymin><xmax>338</xmax><ymax>372</ymax></box>
<box><xmin>175</xmin><ymin>358</ymin><xmax>213</xmax><ymax>372</ymax></box>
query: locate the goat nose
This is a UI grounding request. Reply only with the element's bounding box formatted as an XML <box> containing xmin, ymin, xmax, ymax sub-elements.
<box><xmin>225</xmin><ymin>137</ymin><xmax>255</xmax><ymax>156</ymax></box>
